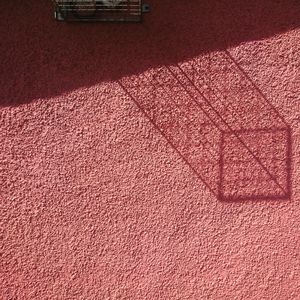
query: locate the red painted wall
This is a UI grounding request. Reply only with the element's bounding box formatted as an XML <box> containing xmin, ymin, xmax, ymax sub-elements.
<box><xmin>1</xmin><ymin>1</ymin><xmax>300</xmax><ymax>299</ymax></box>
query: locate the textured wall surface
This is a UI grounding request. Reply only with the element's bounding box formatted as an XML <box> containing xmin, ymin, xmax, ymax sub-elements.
<box><xmin>1</xmin><ymin>1</ymin><xmax>300</xmax><ymax>299</ymax></box>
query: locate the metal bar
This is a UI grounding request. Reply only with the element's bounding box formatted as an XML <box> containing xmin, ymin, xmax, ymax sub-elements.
<box><xmin>54</xmin><ymin>0</ymin><xmax>144</xmax><ymax>22</ymax></box>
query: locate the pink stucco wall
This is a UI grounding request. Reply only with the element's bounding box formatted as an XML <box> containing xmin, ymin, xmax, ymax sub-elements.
<box><xmin>1</xmin><ymin>1</ymin><xmax>300</xmax><ymax>299</ymax></box>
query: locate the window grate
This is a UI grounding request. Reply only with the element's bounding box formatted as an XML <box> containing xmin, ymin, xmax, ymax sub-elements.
<box><xmin>53</xmin><ymin>0</ymin><xmax>147</xmax><ymax>22</ymax></box>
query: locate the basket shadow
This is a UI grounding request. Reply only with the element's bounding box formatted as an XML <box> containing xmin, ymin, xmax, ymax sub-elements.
<box><xmin>118</xmin><ymin>52</ymin><xmax>293</xmax><ymax>202</ymax></box>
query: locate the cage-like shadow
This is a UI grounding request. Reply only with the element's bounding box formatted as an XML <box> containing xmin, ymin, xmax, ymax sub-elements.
<box><xmin>119</xmin><ymin>50</ymin><xmax>292</xmax><ymax>201</ymax></box>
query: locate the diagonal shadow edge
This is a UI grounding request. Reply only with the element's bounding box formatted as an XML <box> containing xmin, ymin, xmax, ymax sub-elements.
<box><xmin>139</xmin><ymin>70</ymin><xmax>218</xmax><ymax>158</ymax></box>
<box><xmin>225</xmin><ymin>50</ymin><xmax>289</xmax><ymax>127</ymax></box>
<box><xmin>118</xmin><ymin>81</ymin><xmax>218</xmax><ymax>198</ymax></box>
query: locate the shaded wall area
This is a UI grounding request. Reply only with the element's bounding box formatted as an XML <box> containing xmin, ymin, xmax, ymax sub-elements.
<box><xmin>0</xmin><ymin>0</ymin><xmax>299</xmax><ymax>106</ymax></box>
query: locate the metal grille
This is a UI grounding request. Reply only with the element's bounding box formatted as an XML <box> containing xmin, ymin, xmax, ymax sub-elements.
<box><xmin>54</xmin><ymin>0</ymin><xmax>143</xmax><ymax>22</ymax></box>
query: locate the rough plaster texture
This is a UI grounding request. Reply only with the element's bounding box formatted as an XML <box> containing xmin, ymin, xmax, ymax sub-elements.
<box><xmin>1</xmin><ymin>1</ymin><xmax>300</xmax><ymax>299</ymax></box>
